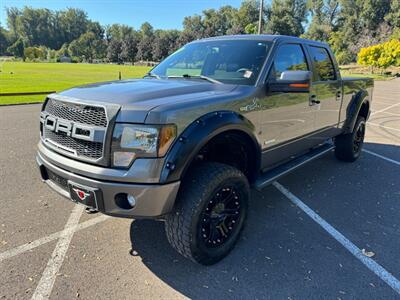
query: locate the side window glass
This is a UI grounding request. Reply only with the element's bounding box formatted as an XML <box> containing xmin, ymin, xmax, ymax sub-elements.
<box><xmin>271</xmin><ymin>44</ymin><xmax>308</xmax><ymax>80</ymax></box>
<box><xmin>309</xmin><ymin>46</ymin><xmax>336</xmax><ymax>81</ymax></box>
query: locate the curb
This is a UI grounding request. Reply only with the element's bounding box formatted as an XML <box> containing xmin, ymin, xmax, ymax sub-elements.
<box><xmin>0</xmin><ymin>101</ymin><xmax>43</xmax><ymax>107</ymax></box>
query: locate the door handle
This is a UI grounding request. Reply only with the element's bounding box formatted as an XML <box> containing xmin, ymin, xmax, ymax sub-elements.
<box><xmin>336</xmin><ymin>91</ymin><xmax>342</xmax><ymax>100</ymax></box>
<box><xmin>310</xmin><ymin>94</ymin><xmax>320</xmax><ymax>105</ymax></box>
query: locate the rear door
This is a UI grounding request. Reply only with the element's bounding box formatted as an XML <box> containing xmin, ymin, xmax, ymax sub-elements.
<box><xmin>307</xmin><ymin>46</ymin><xmax>342</xmax><ymax>131</ymax></box>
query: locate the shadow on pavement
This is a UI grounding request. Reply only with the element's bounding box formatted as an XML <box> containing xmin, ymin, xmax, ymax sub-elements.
<box><xmin>128</xmin><ymin>141</ymin><xmax>399</xmax><ymax>299</ymax></box>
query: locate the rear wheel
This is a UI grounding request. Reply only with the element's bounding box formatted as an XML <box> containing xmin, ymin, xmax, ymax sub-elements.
<box><xmin>165</xmin><ymin>162</ymin><xmax>249</xmax><ymax>265</ymax></box>
<box><xmin>335</xmin><ymin>116</ymin><xmax>366</xmax><ymax>162</ymax></box>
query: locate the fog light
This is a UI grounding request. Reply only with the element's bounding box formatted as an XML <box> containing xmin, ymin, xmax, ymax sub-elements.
<box><xmin>127</xmin><ymin>194</ymin><xmax>136</xmax><ymax>207</ymax></box>
<box><xmin>114</xmin><ymin>193</ymin><xmax>135</xmax><ymax>209</ymax></box>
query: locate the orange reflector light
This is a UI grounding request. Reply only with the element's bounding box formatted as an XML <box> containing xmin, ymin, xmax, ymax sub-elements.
<box><xmin>289</xmin><ymin>83</ymin><xmax>309</xmax><ymax>88</ymax></box>
<box><xmin>158</xmin><ymin>125</ymin><xmax>177</xmax><ymax>156</ymax></box>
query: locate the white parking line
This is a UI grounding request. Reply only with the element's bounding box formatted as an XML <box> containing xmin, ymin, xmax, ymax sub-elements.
<box><xmin>0</xmin><ymin>214</ymin><xmax>110</xmax><ymax>262</ymax></box>
<box><xmin>380</xmin><ymin>111</ymin><xmax>400</xmax><ymax>117</ymax></box>
<box><xmin>367</xmin><ymin>122</ymin><xmax>400</xmax><ymax>133</ymax></box>
<box><xmin>373</xmin><ymin>100</ymin><xmax>397</xmax><ymax>105</ymax></box>
<box><xmin>371</xmin><ymin>103</ymin><xmax>400</xmax><ymax>116</ymax></box>
<box><xmin>363</xmin><ymin>149</ymin><xmax>400</xmax><ymax>166</ymax></box>
<box><xmin>31</xmin><ymin>205</ymin><xmax>84</xmax><ymax>300</ymax></box>
<box><xmin>273</xmin><ymin>181</ymin><xmax>400</xmax><ymax>295</ymax></box>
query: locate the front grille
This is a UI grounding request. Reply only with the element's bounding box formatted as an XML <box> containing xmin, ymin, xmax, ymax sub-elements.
<box><xmin>42</xmin><ymin>98</ymin><xmax>108</xmax><ymax>163</ymax></box>
<box><xmin>44</xmin><ymin>128</ymin><xmax>103</xmax><ymax>160</ymax></box>
<box><xmin>45</xmin><ymin>99</ymin><xmax>107</xmax><ymax>127</ymax></box>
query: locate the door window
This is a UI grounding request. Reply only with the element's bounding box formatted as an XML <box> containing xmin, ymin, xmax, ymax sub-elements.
<box><xmin>271</xmin><ymin>44</ymin><xmax>308</xmax><ymax>80</ymax></box>
<box><xmin>309</xmin><ymin>46</ymin><xmax>336</xmax><ymax>81</ymax></box>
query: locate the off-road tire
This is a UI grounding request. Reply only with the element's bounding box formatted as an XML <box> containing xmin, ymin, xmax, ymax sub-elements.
<box><xmin>165</xmin><ymin>162</ymin><xmax>249</xmax><ymax>265</ymax></box>
<box><xmin>335</xmin><ymin>116</ymin><xmax>366</xmax><ymax>162</ymax></box>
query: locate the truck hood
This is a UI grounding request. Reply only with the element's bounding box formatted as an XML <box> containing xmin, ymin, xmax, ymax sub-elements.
<box><xmin>54</xmin><ymin>78</ymin><xmax>237</xmax><ymax>122</ymax></box>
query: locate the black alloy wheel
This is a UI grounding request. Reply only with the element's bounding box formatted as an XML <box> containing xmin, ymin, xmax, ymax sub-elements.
<box><xmin>199</xmin><ymin>186</ymin><xmax>244</xmax><ymax>247</ymax></box>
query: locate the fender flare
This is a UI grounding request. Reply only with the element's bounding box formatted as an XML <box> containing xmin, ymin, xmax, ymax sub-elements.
<box><xmin>343</xmin><ymin>90</ymin><xmax>370</xmax><ymax>134</ymax></box>
<box><xmin>159</xmin><ymin>111</ymin><xmax>261</xmax><ymax>184</ymax></box>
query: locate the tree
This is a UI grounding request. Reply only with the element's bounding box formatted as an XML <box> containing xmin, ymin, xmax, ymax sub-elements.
<box><xmin>5</xmin><ymin>7</ymin><xmax>20</xmax><ymax>41</ymax></box>
<box><xmin>385</xmin><ymin>0</ymin><xmax>400</xmax><ymax>28</ymax></box>
<box><xmin>3</xmin><ymin>1</ymin><xmax>397</xmax><ymax>65</ymax></box>
<box><xmin>87</xmin><ymin>21</ymin><xmax>104</xmax><ymax>40</ymax></box>
<box><xmin>139</xmin><ymin>22</ymin><xmax>154</xmax><ymax>38</ymax></box>
<box><xmin>182</xmin><ymin>15</ymin><xmax>205</xmax><ymax>40</ymax></box>
<box><xmin>0</xmin><ymin>23</ymin><xmax>10</xmax><ymax>55</ymax></box>
<box><xmin>331</xmin><ymin>0</ymin><xmax>393</xmax><ymax>63</ymax></box>
<box><xmin>358</xmin><ymin>0</ymin><xmax>391</xmax><ymax>31</ymax></box>
<box><xmin>57</xmin><ymin>8</ymin><xmax>90</xmax><ymax>46</ymax></box>
<box><xmin>303</xmin><ymin>0</ymin><xmax>339</xmax><ymax>41</ymax></box>
<box><xmin>152</xmin><ymin>30</ymin><xmax>179</xmax><ymax>61</ymax></box>
<box><xmin>7</xmin><ymin>37</ymin><xmax>25</xmax><ymax>59</ymax></box>
<box><xmin>202</xmin><ymin>6</ymin><xmax>239</xmax><ymax>37</ymax></box>
<box><xmin>5</xmin><ymin>7</ymin><xmax>92</xmax><ymax>50</ymax></box>
<box><xmin>136</xmin><ymin>22</ymin><xmax>154</xmax><ymax>61</ymax></box>
<box><xmin>233</xmin><ymin>0</ymin><xmax>260</xmax><ymax>33</ymax></box>
<box><xmin>137</xmin><ymin>36</ymin><xmax>153</xmax><ymax>61</ymax></box>
<box><xmin>265</xmin><ymin>0</ymin><xmax>307</xmax><ymax>36</ymax></box>
<box><xmin>68</xmin><ymin>32</ymin><xmax>104</xmax><ymax>62</ymax></box>
<box><xmin>107</xmin><ymin>38</ymin><xmax>122</xmax><ymax>63</ymax></box>
<box><xmin>121</xmin><ymin>33</ymin><xmax>138</xmax><ymax>64</ymax></box>
<box><xmin>105</xmin><ymin>24</ymin><xmax>133</xmax><ymax>41</ymax></box>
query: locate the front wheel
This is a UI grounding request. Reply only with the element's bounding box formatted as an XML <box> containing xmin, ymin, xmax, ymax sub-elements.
<box><xmin>335</xmin><ymin>116</ymin><xmax>366</xmax><ymax>162</ymax></box>
<box><xmin>165</xmin><ymin>162</ymin><xmax>249</xmax><ymax>265</ymax></box>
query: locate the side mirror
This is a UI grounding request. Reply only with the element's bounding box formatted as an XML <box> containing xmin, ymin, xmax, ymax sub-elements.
<box><xmin>268</xmin><ymin>70</ymin><xmax>311</xmax><ymax>93</ymax></box>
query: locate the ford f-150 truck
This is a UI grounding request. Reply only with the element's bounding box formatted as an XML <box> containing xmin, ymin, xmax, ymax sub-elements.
<box><xmin>37</xmin><ymin>35</ymin><xmax>373</xmax><ymax>265</ymax></box>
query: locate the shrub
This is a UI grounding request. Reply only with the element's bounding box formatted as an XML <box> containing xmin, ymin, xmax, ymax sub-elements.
<box><xmin>24</xmin><ymin>46</ymin><xmax>47</xmax><ymax>61</ymax></box>
<box><xmin>357</xmin><ymin>39</ymin><xmax>400</xmax><ymax>71</ymax></box>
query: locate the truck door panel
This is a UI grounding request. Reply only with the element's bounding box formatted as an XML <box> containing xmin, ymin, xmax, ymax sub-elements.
<box><xmin>308</xmin><ymin>46</ymin><xmax>342</xmax><ymax>133</ymax></box>
<box><xmin>259</xmin><ymin>44</ymin><xmax>315</xmax><ymax>152</ymax></box>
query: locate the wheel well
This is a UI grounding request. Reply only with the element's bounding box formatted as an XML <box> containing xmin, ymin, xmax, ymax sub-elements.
<box><xmin>358</xmin><ymin>101</ymin><xmax>369</xmax><ymax>120</ymax></box>
<box><xmin>186</xmin><ymin>130</ymin><xmax>259</xmax><ymax>183</ymax></box>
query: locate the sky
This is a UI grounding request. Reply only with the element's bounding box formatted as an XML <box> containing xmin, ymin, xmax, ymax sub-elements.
<box><xmin>1</xmin><ymin>0</ymin><xmax>245</xmax><ymax>30</ymax></box>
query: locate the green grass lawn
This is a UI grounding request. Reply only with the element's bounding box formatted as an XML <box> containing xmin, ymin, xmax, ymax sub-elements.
<box><xmin>340</xmin><ymin>72</ymin><xmax>393</xmax><ymax>81</ymax></box>
<box><xmin>0</xmin><ymin>62</ymin><xmax>151</xmax><ymax>105</ymax></box>
<box><xmin>1</xmin><ymin>62</ymin><xmax>395</xmax><ymax>105</ymax></box>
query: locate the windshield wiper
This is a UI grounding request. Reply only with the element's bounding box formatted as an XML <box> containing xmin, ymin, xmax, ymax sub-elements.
<box><xmin>144</xmin><ymin>72</ymin><xmax>161</xmax><ymax>79</ymax></box>
<box><xmin>167</xmin><ymin>74</ymin><xmax>222</xmax><ymax>84</ymax></box>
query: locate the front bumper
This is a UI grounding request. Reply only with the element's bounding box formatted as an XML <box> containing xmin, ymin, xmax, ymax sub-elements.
<box><xmin>36</xmin><ymin>151</ymin><xmax>180</xmax><ymax>218</ymax></box>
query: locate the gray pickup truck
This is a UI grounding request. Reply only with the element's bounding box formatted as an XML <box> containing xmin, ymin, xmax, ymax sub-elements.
<box><xmin>37</xmin><ymin>35</ymin><xmax>373</xmax><ymax>265</ymax></box>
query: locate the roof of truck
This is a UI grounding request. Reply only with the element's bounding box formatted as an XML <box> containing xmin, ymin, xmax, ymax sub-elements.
<box><xmin>194</xmin><ymin>34</ymin><xmax>329</xmax><ymax>48</ymax></box>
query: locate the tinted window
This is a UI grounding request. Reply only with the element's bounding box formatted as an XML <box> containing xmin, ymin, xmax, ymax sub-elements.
<box><xmin>309</xmin><ymin>46</ymin><xmax>336</xmax><ymax>81</ymax></box>
<box><xmin>151</xmin><ymin>40</ymin><xmax>272</xmax><ymax>85</ymax></box>
<box><xmin>271</xmin><ymin>44</ymin><xmax>308</xmax><ymax>80</ymax></box>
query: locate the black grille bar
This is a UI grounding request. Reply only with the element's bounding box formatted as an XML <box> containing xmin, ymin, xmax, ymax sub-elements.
<box><xmin>45</xmin><ymin>99</ymin><xmax>107</xmax><ymax>127</ymax></box>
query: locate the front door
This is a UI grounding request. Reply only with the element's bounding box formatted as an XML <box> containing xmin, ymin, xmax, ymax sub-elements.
<box><xmin>259</xmin><ymin>43</ymin><xmax>315</xmax><ymax>150</ymax></box>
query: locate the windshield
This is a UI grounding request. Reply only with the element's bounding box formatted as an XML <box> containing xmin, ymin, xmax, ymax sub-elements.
<box><xmin>150</xmin><ymin>40</ymin><xmax>272</xmax><ymax>85</ymax></box>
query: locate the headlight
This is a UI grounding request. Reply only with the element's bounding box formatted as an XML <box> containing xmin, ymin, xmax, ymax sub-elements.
<box><xmin>111</xmin><ymin>124</ymin><xmax>177</xmax><ymax>168</ymax></box>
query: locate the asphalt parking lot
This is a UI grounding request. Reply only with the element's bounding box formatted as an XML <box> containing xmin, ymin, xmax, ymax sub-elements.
<box><xmin>1</xmin><ymin>79</ymin><xmax>399</xmax><ymax>300</ymax></box>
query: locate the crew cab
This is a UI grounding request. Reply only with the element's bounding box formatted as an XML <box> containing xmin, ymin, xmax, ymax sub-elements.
<box><xmin>37</xmin><ymin>35</ymin><xmax>373</xmax><ymax>265</ymax></box>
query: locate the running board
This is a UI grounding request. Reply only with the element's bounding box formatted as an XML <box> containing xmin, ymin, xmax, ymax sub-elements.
<box><xmin>254</xmin><ymin>143</ymin><xmax>334</xmax><ymax>191</ymax></box>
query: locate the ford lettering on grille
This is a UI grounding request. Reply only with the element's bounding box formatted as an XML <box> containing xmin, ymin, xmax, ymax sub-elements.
<box><xmin>40</xmin><ymin>112</ymin><xmax>105</xmax><ymax>143</ymax></box>
<box><xmin>40</xmin><ymin>99</ymin><xmax>108</xmax><ymax>162</ymax></box>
